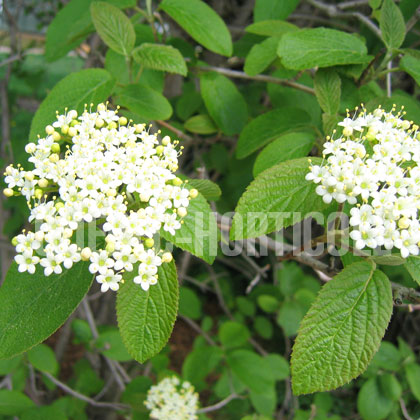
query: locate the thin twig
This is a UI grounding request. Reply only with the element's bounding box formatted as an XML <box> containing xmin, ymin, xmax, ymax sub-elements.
<box><xmin>156</xmin><ymin>120</ymin><xmax>194</xmax><ymax>142</ymax></box>
<box><xmin>400</xmin><ymin>398</ymin><xmax>414</xmax><ymax>420</ymax></box>
<box><xmin>386</xmin><ymin>60</ymin><xmax>392</xmax><ymax>97</ymax></box>
<box><xmin>197</xmin><ymin>393</ymin><xmax>240</xmax><ymax>414</ymax></box>
<box><xmin>180</xmin><ymin>315</ymin><xmax>216</xmax><ymax>346</ymax></box>
<box><xmin>194</xmin><ymin>65</ymin><xmax>315</xmax><ymax>95</ymax></box>
<box><xmin>42</xmin><ymin>372</ymin><xmax>129</xmax><ymax>411</ymax></box>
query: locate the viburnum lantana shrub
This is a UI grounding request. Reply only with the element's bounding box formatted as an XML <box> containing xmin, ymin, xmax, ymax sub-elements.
<box><xmin>0</xmin><ymin>102</ymin><xmax>217</xmax><ymax>364</ymax></box>
<box><xmin>5</xmin><ymin>103</ymin><xmax>197</xmax><ymax>292</ymax></box>
<box><xmin>231</xmin><ymin>104</ymin><xmax>420</xmax><ymax>394</ymax></box>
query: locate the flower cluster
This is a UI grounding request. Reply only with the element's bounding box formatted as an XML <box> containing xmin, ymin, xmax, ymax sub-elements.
<box><xmin>144</xmin><ymin>376</ymin><xmax>199</xmax><ymax>420</ymax></box>
<box><xmin>306</xmin><ymin>105</ymin><xmax>420</xmax><ymax>258</ymax></box>
<box><xmin>4</xmin><ymin>103</ymin><xmax>198</xmax><ymax>291</ymax></box>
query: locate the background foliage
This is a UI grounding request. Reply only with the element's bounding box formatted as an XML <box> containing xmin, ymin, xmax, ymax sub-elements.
<box><xmin>1</xmin><ymin>0</ymin><xmax>420</xmax><ymax>419</ymax></box>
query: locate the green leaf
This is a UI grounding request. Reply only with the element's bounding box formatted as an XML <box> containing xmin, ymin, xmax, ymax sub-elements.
<box><xmin>27</xmin><ymin>344</ymin><xmax>59</xmax><ymax>375</ymax></box>
<box><xmin>0</xmin><ymin>390</ymin><xmax>35</xmax><ymax>415</ymax></box>
<box><xmin>254</xmin><ymin>0</ymin><xmax>300</xmax><ymax>21</ymax></box>
<box><xmin>254</xmin><ymin>316</ymin><xmax>273</xmax><ymax>339</ymax></box>
<box><xmin>257</xmin><ymin>295</ymin><xmax>279</xmax><ymax>313</ymax></box>
<box><xmin>379</xmin><ymin>374</ymin><xmax>402</xmax><ymax>401</ymax></box>
<box><xmin>370</xmin><ymin>341</ymin><xmax>402</xmax><ymax>371</ymax></box>
<box><xmin>400</xmin><ymin>55</ymin><xmax>420</xmax><ymax>86</ymax></box>
<box><xmin>179</xmin><ymin>286</ymin><xmax>202</xmax><ymax>320</ymax></box>
<box><xmin>357</xmin><ymin>377</ymin><xmax>393</xmax><ymax>420</ymax></box>
<box><xmin>405</xmin><ymin>363</ymin><xmax>420</xmax><ymax>402</ymax></box>
<box><xmin>246</xmin><ymin>20</ymin><xmax>298</xmax><ymax>37</ymax></box>
<box><xmin>184</xmin><ymin>114</ymin><xmax>218</xmax><ymax>135</ymax></box>
<box><xmin>132</xmin><ymin>43</ymin><xmax>187</xmax><ymax>76</ymax></box>
<box><xmin>160</xmin><ymin>189</ymin><xmax>217</xmax><ymax>264</ymax></box>
<box><xmin>250</xmin><ymin>388</ymin><xmax>277</xmax><ymax>416</ymax></box>
<box><xmin>116</xmin><ymin>261</ymin><xmax>178</xmax><ymax>363</ymax></box>
<box><xmin>278</xmin><ymin>28</ymin><xmax>369</xmax><ymax>70</ymax></box>
<box><xmin>253</xmin><ymin>131</ymin><xmax>315</xmax><ymax>177</ymax></box>
<box><xmin>160</xmin><ymin>0</ymin><xmax>232</xmax><ymax>56</ymax></box>
<box><xmin>405</xmin><ymin>255</ymin><xmax>420</xmax><ymax>286</ymax></box>
<box><xmin>369</xmin><ymin>254</ymin><xmax>405</xmax><ymax>266</ymax></box>
<box><xmin>227</xmin><ymin>349</ymin><xmax>275</xmax><ymax>394</ymax></box>
<box><xmin>186</xmin><ymin>179</ymin><xmax>222</xmax><ymax>201</ymax></box>
<box><xmin>91</xmin><ymin>2</ymin><xmax>135</xmax><ymax>56</ymax></box>
<box><xmin>314</xmin><ymin>69</ymin><xmax>341</xmax><ymax>115</ymax></box>
<box><xmin>20</xmin><ymin>405</ymin><xmax>67</xmax><ymax>420</ymax></box>
<box><xmin>236</xmin><ymin>107</ymin><xmax>309</xmax><ymax>159</ymax></box>
<box><xmin>380</xmin><ymin>0</ymin><xmax>406</xmax><ymax>50</ymax></box>
<box><xmin>95</xmin><ymin>329</ymin><xmax>132</xmax><ymax>361</ymax></box>
<box><xmin>265</xmin><ymin>354</ymin><xmax>289</xmax><ymax>380</ymax></box>
<box><xmin>116</xmin><ymin>84</ymin><xmax>172</xmax><ymax>121</ymax></box>
<box><xmin>231</xmin><ymin>157</ymin><xmax>330</xmax><ymax>240</ymax></box>
<box><xmin>219</xmin><ymin>321</ymin><xmax>250</xmax><ymax>348</ymax></box>
<box><xmin>29</xmin><ymin>69</ymin><xmax>115</xmax><ymax>142</ymax></box>
<box><xmin>45</xmin><ymin>0</ymin><xmax>93</xmax><ymax>62</ymax></box>
<box><xmin>244</xmin><ymin>37</ymin><xmax>281</xmax><ymax>76</ymax></box>
<box><xmin>0</xmin><ymin>262</ymin><xmax>93</xmax><ymax>360</ymax></box>
<box><xmin>291</xmin><ymin>262</ymin><xmax>393</xmax><ymax>395</ymax></box>
<box><xmin>200</xmin><ymin>72</ymin><xmax>248</xmax><ymax>135</ymax></box>
<box><xmin>277</xmin><ymin>300</ymin><xmax>305</xmax><ymax>337</ymax></box>
<box><xmin>182</xmin><ymin>345</ymin><xmax>223</xmax><ymax>388</ymax></box>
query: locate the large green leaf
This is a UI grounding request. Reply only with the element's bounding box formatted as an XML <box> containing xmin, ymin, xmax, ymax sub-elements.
<box><xmin>236</xmin><ymin>107</ymin><xmax>309</xmax><ymax>159</ymax></box>
<box><xmin>278</xmin><ymin>28</ymin><xmax>369</xmax><ymax>70</ymax></box>
<box><xmin>132</xmin><ymin>43</ymin><xmax>187</xmax><ymax>76</ymax></box>
<box><xmin>254</xmin><ymin>0</ymin><xmax>300</xmax><ymax>21</ymax></box>
<box><xmin>160</xmin><ymin>190</ymin><xmax>218</xmax><ymax>264</ymax></box>
<box><xmin>160</xmin><ymin>0</ymin><xmax>232</xmax><ymax>56</ymax></box>
<box><xmin>380</xmin><ymin>0</ymin><xmax>406</xmax><ymax>50</ymax></box>
<box><xmin>200</xmin><ymin>72</ymin><xmax>248</xmax><ymax>136</ymax></box>
<box><xmin>231</xmin><ymin>157</ymin><xmax>329</xmax><ymax>240</ymax></box>
<box><xmin>116</xmin><ymin>261</ymin><xmax>178</xmax><ymax>363</ymax></box>
<box><xmin>400</xmin><ymin>55</ymin><xmax>420</xmax><ymax>86</ymax></box>
<box><xmin>253</xmin><ymin>131</ymin><xmax>315</xmax><ymax>177</ymax></box>
<box><xmin>0</xmin><ymin>262</ymin><xmax>93</xmax><ymax>359</ymax></box>
<box><xmin>116</xmin><ymin>84</ymin><xmax>173</xmax><ymax>121</ymax></box>
<box><xmin>291</xmin><ymin>262</ymin><xmax>393</xmax><ymax>395</ymax></box>
<box><xmin>29</xmin><ymin>69</ymin><xmax>115</xmax><ymax>142</ymax></box>
<box><xmin>405</xmin><ymin>255</ymin><xmax>420</xmax><ymax>286</ymax></box>
<box><xmin>314</xmin><ymin>69</ymin><xmax>341</xmax><ymax>115</ymax></box>
<box><xmin>244</xmin><ymin>37</ymin><xmax>281</xmax><ymax>76</ymax></box>
<box><xmin>45</xmin><ymin>0</ymin><xmax>135</xmax><ymax>62</ymax></box>
<box><xmin>91</xmin><ymin>2</ymin><xmax>135</xmax><ymax>56</ymax></box>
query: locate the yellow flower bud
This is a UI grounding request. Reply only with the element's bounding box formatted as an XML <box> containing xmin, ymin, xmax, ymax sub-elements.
<box><xmin>38</xmin><ymin>178</ymin><xmax>48</xmax><ymax>188</ymax></box>
<box><xmin>161</xmin><ymin>252</ymin><xmax>173</xmax><ymax>263</ymax></box>
<box><xmin>162</xmin><ymin>136</ymin><xmax>171</xmax><ymax>146</ymax></box>
<box><xmin>11</xmin><ymin>236</ymin><xmax>18</xmax><ymax>246</ymax></box>
<box><xmin>61</xmin><ymin>124</ymin><xmax>69</xmax><ymax>135</ymax></box>
<box><xmin>34</xmin><ymin>231</ymin><xmax>44</xmax><ymax>242</ymax></box>
<box><xmin>34</xmin><ymin>189</ymin><xmax>43</xmax><ymax>199</ymax></box>
<box><xmin>173</xmin><ymin>177</ymin><xmax>182</xmax><ymax>186</ymax></box>
<box><xmin>49</xmin><ymin>153</ymin><xmax>59</xmax><ymax>163</ymax></box>
<box><xmin>118</xmin><ymin>116</ymin><xmax>128</xmax><ymax>126</ymax></box>
<box><xmin>144</xmin><ymin>238</ymin><xmax>154</xmax><ymax>248</ymax></box>
<box><xmin>45</xmin><ymin>125</ymin><xmax>55</xmax><ymax>135</ymax></box>
<box><xmin>177</xmin><ymin>207</ymin><xmax>187</xmax><ymax>217</ymax></box>
<box><xmin>68</xmin><ymin>127</ymin><xmax>78</xmax><ymax>137</ymax></box>
<box><xmin>81</xmin><ymin>247</ymin><xmax>92</xmax><ymax>261</ymax></box>
<box><xmin>108</xmin><ymin>121</ymin><xmax>117</xmax><ymax>130</ymax></box>
<box><xmin>24</xmin><ymin>172</ymin><xmax>35</xmax><ymax>182</ymax></box>
<box><xmin>52</xmin><ymin>131</ymin><xmax>61</xmax><ymax>141</ymax></box>
<box><xmin>51</xmin><ymin>143</ymin><xmax>61</xmax><ymax>153</ymax></box>
<box><xmin>156</xmin><ymin>145</ymin><xmax>164</xmax><ymax>155</ymax></box>
<box><xmin>106</xmin><ymin>242</ymin><xmax>115</xmax><ymax>253</ymax></box>
<box><xmin>97</xmin><ymin>103</ymin><xmax>106</xmax><ymax>112</ymax></box>
<box><xmin>189</xmin><ymin>189</ymin><xmax>199</xmax><ymax>199</ymax></box>
<box><xmin>95</xmin><ymin>118</ymin><xmax>105</xmax><ymax>128</ymax></box>
<box><xmin>3</xmin><ymin>188</ymin><xmax>13</xmax><ymax>197</ymax></box>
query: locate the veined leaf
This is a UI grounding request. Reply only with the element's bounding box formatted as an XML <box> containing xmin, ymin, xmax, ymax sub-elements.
<box><xmin>380</xmin><ymin>0</ymin><xmax>406</xmax><ymax>50</ymax></box>
<box><xmin>236</xmin><ymin>107</ymin><xmax>309</xmax><ymax>159</ymax></box>
<box><xmin>405</xmin><ymin>255</ymin><xmax>420</xmax><ymax>286</ymax></box>
<box><xmin>0</xmin><ymin>262</ymin><xmax>93</xmax><ymax>359</ymax></box>
<box><xmin>200</xmin><ymin>72</ymin><xmax>248</xmax><ymax>135</ymax></box>
<box><xmin>184</xmin><ymin>114</ymin><xmax>218</xmax><ymax>135</ymax></box>
<box><xmin>160</xmin><ymin>0</ymin><xmax>232</xmax><ymax>56</ymax></box>
<box><xmin>278</xmin><ymin>28</ymin><xmax>369</xmax><ymax>70</ymax></box>
<box><xmin>132</xmin><ymin>43</ymin><xmax>187</xmax><ymax>76</ymax></box>
<box><xmin>244</xmin><ymin>37</ymin><xmax>281</xmax><ymax>76</ymax></box>
<box><xmin>186</xmin><ymin>178</ymin><xmax>222</xmax><ymax>201</ymax></box>
<box><xmin>116</xmin><ymin>261</ymin><xmax>178</xmax><ymax>363</ymax></box>
<box><xmin>314</xmin><ymin>69</ymin><xmax>341</xmax><ymax>115</ymax></box>
<box><xmin>231</xmin><ymin>157</ymin><xmax>330</xmax><ymax>240</ymax></box>
<box><xmin>160</xmin><ymin>189</ymin><xmax>218</xmax><ymax>264</ymax></box>
<box><xmin>291</xmin><ymin>262</ymin><xmax>393</xmax><ymax>395</ymax></box>
<box><xmin>116</xmin><ymin>84</ymin><xmax>172</xmax><ymax>121</ymax></box>
<box><xmin>253</xmin><ymin>131</ymin><xmax>315</xmax><ymax>177</ymax></box>
<box><xmin>254</xmin><ymin>0</ymin><xmax>300</xmax><ymax>21</ymax></box>
<box><xmin>400</xmin><ymin>55</ymin><xmax>420</xmax><ymax>86</ymax></box>
<box><xmin>91</xmin><ymin>2</ymin><xmax>135</xmax><ymax>56</ymax></box>
<box><xmin>29</xmin><ymin>69</ymin><xmax>115</xmax><ymax>142</ymax></box>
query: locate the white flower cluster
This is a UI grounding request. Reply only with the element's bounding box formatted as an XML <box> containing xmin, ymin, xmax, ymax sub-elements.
<box><xmin>144</xmin><ymin>376</ymin><xmax>199</xmax><ymax>420</ymax></box>
<box><xmin>306</xmin><ymin>105</ymin><xmax>420</xmax><ymax>258</ymax></box>
<box><xmin>4</xmin><ymin>103</ymin><xmax>198</xmax><ymax>292</ymax></box>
